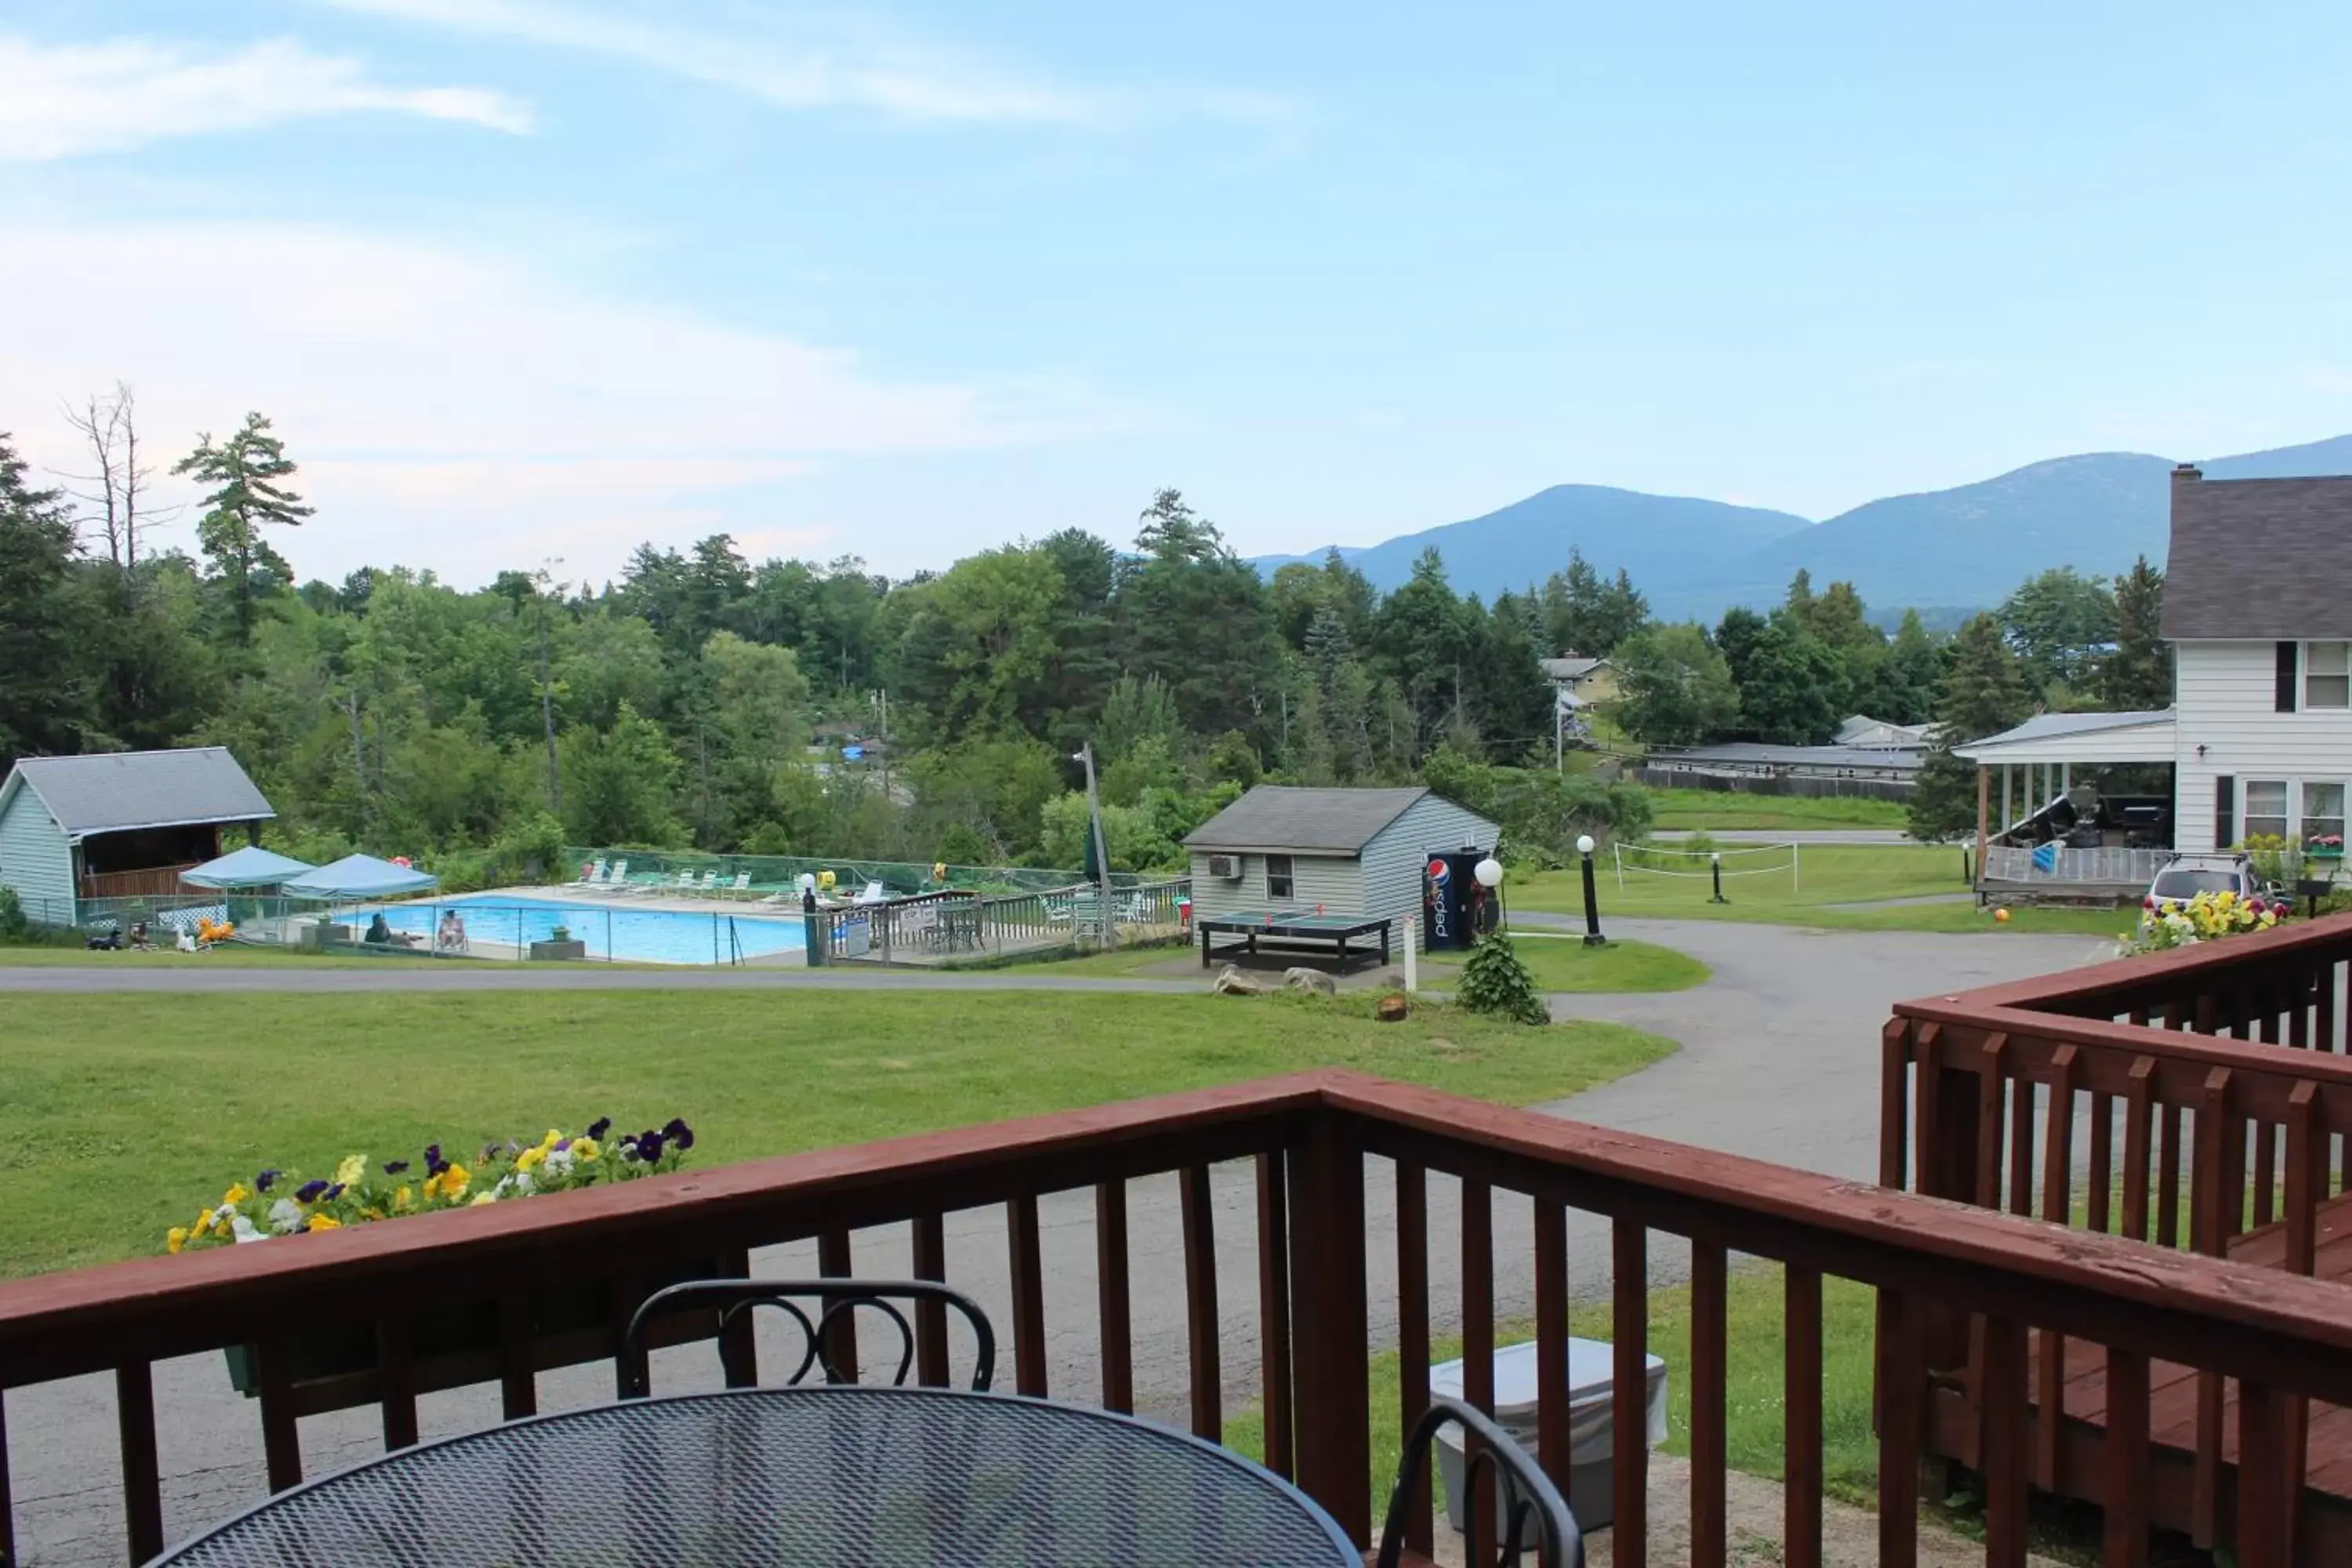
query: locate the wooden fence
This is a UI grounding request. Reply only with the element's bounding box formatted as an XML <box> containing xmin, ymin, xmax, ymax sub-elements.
<box><xmin>6</xmin><ymin>1070</ymin><xmax>2352</xmax><ymax>1566</ymax></box>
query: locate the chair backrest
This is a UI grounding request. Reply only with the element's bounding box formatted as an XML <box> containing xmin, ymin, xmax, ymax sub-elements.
<box><xmin>1375</xmin><ymin>1395</ymin><xmax>1582</xmax><ymax>1568</ymax></box>
<box><xmin>609</xmin><ymin>860</ymin><xmax>627</xmax><ymax>883</ymax></box>
<box><xmin>731</xmin><ymin>873</ymin><xmax>750</xmax><ymax>890</ymax></box>
<box><xmin>619</xmin><ymin>1278</ymin><xmax>998</xmax><ymax>1399</ymax></box>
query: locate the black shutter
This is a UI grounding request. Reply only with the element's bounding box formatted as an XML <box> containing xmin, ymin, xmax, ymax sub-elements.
<box><xmin>2278</xmin><ymin>641</ymin><xmax>2300</xmax><ymax>712</ymax></box>
<box><xmin>2216</xmin><ymin>775</ymin><xmax>2236</xmax><ymax>850</ymax></box>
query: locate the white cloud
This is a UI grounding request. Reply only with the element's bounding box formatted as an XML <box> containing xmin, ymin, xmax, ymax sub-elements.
<box><xmin>0</xmin><ymin>35</ymin><xmax>532</xmax><ymax>161</ymax></box>
<box><xmin>0</xmin><ymin>223</ymin><xmax>1103</xmax><ymax>581</ymax></box>
<box><xmin>322</xmin><ymin>0</ymin><xmax>1295</xmax><ymax>128</ymax></box>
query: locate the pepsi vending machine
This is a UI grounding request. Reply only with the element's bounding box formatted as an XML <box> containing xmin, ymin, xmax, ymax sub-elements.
<box><xmin>1422</xmin><ymin>848</ymin><xmax>1497</xmax><ymax>949</ymax></box>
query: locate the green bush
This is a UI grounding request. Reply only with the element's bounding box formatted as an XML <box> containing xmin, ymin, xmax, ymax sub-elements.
<box><xmin>1457</xmin><ymin>934</ymin><xmax>1550</xmax><ymax>1025</ymax></box>
<box><xmin>0</xmin><ymin>887</ymin><xmax>28</xmax><ymax>942</ymax></box>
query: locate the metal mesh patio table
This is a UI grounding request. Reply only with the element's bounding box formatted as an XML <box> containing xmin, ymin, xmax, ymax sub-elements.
<box><xmin>152</xmin><ymin>1385</ymin><xmax>1359</xmax><ymax>1567</ymax></box>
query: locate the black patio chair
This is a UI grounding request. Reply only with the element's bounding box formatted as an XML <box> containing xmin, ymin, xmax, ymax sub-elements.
<box><xmin>618</xmin><ymin>1278</ymin><xmax>996</xmax><ymax>1399</ymax></box>
<box><xmin>1374</xmin><ymin>1396</ymin><xmax>1583</xmax><ymax>1568</ymax></box>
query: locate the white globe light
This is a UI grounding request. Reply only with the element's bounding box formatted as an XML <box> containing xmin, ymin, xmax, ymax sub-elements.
<box><xmin>1473</xmin><ymin>856</ymin><xmax>1504</xmax><ymax>888</ymax></box>
<box><xmin>1576</xmin><ymin>834</ymin><xmax>1596</xmax><ymax>855</ymax></box>
<box><xmin>797</xmin><ymin>873</ymin><xmax>818</xmax><ymax>894</ymax></box>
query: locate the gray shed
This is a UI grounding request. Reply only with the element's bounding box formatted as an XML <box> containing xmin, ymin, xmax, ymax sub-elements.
<box><xmin>0</xmin><ymin>748</ymin><xmax>275</xmax><ymax>924</ymax></box>
<box><xmin>1182</xmin><ymin>786</ymin><xmax>1499</xmax><ymax>947</ymax></box>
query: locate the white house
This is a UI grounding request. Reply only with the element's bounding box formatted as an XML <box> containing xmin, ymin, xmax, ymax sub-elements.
<box><xmin>1957</xmin><ymin>463</ymin><xmax>2352</xmax><ymax>896</ymax></box>
<box><xmin>2162</xmin><ymin>464</ymin><xmax>2352</xmax><ymax>854</ymax></box>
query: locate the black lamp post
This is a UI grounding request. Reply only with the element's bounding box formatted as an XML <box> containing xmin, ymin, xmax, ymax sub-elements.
<box><xmin>1576</xmin><ymin>833</ymin><xmax>1606</xmax><ymax>946</ymax></box>
<box><xmin>1709</xmin><ymin>850</ymin><xmax>1730</xmax><ymax>904</ymax></box>
<box><xmin>1474</xmin><ymin>852</ymin><xmax>1505</xmax><ymax>935</ymax></box>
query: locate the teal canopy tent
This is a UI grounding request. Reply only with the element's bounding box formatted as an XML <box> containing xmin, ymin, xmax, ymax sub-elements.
<box><xmin>180</xmin><ymin>845</ymin><xmax>315</xmax><ymax>890</ymax></box>
<box><xmin>281</xmin><ymin>853</ymin><xmax>439</xmax><ymax>900</ymax></box>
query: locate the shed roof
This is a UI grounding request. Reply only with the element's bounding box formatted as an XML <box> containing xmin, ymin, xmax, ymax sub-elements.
<box><xmin>1541</xmin><ymin>656</ymin><xmax>1610</xmax><ymax>681</ymax></box>
<box><xmin>1184</xmin><ymin>786</ymin><xmax>1438</xmax><ymax>853</ymax></box>
<box><xmin>2163</xmin><ymin>467</ymin><xmax>2352</xmax><ymax>638</ymax></box>
<box><xmin>1</xmin><ymin>748</ymin><xmax>274</xmax><ymax>840</ymax></box>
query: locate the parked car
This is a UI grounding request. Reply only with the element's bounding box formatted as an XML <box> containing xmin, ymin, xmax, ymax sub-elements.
<box><xmin>2142</xmin><ymin>852</ymin><xmax>2278</xmax><ymax>911</ymax></box>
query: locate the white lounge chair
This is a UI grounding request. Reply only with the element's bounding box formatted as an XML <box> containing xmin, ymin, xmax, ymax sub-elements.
<box><xmin>726</xmin><ymin>873</ymin><xmax>752</xmax><ymax>898</ymax></box>
<box><xmin>572</xmin><ymin>858</ymin><xmax>607</xmax><ymax>888</ymax></box>
<box><xmin>852</xmin><ymin>880</ymin><xmax>889</xmax><ymax>905</ymax></box>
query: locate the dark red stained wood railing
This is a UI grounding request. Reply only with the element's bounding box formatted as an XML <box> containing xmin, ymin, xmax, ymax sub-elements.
<box><xmin>9</xmin><ymin>1069</ymin><xmax>2352</xmax><ymax>1567</ymax></box>
<box><xmin>1886</xmin><ymin>908</ymin><xmax>2352</xmax><ymax>1559</ymax></box>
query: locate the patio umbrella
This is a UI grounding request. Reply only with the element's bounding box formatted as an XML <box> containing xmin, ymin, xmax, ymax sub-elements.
<box><xmin>180</xmin><ymin>845</ymin><xmax>316</xmax><ymax>890</ymax></box>
<box><xmin>281</xmin><ymin>853</ymin><xmax>441</xmax><ymax>900</ymax></box>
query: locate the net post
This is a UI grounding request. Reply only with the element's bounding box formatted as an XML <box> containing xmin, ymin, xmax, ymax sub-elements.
<box><xmin>1792</xmin><ymin>841</ymin><xmax>1801</xmax><ymax>891</ymax></box>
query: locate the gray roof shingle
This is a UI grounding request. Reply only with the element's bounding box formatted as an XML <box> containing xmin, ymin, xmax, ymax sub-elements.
<box><xmin>1183</xmin><ymin>786</ymin><xmax>1435</xmax><ymax>853</ymax></box>
<box><xmin>2163</xmin><ymin>467</ymin><xmax>2352</xmax><ymax>638</ymax></box>
<box><xmin>5</xmin><ymin>748</ymin><xmax>274</xmax><ymax>838</ymax></box>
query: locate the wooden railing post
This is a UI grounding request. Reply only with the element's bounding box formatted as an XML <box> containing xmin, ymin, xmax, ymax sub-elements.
<box><xmin>1288</xmin><ymin>1112</ymin><xmax>1370</xmax><ymax>1546</ymax></box>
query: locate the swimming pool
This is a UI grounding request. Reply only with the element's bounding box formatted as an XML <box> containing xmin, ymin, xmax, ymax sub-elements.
<box><xmin>333</xmin><ymin>894</ymin><xmax>806</xmax><ymax>965</ymax></box>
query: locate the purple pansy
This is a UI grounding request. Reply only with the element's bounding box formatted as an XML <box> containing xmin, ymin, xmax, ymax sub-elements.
<box><xmin>294</xmin><ymin>1179</ymin><xmax>329</xmax><ymax>1203</ymax></box>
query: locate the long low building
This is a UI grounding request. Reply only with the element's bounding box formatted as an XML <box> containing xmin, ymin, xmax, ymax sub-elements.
<box><xmin>1640</xmin><ymin>740</ymin><xmax>1927</xmax><ymax>786</ymax></box>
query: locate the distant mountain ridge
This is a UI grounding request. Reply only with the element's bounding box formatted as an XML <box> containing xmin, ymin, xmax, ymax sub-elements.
<box><xmin>1252</xmin><ymin>434</ymin><xmax>2352</xmax><ymax>621</ymax></box>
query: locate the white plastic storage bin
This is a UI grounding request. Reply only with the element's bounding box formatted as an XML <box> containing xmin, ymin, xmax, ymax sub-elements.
<box><xmin>1428</xmin><ymin>1338</ymin><xmax>1668</xmax><ymax>1536</ymax></box>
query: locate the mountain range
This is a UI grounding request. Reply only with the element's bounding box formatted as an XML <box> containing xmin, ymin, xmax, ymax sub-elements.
<box><xmin>1250</xmin><ymin>434</ymin><xmax>2352</xmax><ymax>622</ymax></box>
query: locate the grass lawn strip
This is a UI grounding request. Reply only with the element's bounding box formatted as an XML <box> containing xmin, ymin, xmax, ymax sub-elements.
<box><xmin>1</xmin><ymin>989</ymin><xmax>1673</xmax><ymax>1279</ymax></box>
<box><xmin>1512</xmin><ymin>844</ymin><xmax>2132</xmax><ymax>938</ymax></box>
<box><xmin>1649</xmin><ymin>788</ymin><xmax>1909</xmax><ymax>832</ymax></box>
<box><xmin>1000</xmin><ymin>935</ymin><xmax>1711</xmax><ymax>993</ymax></box>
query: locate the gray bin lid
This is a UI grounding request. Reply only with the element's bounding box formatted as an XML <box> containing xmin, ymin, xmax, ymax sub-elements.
<box><xmin>1429</xmin><ymin>1338</ymin><xmax>1667</xmax><ymax>1424</ymax></box>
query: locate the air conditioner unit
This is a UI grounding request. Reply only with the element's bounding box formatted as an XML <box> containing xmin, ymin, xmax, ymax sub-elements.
<box><xmin>1207</xmin><ymin>854</ymin><xmax>1242</xmax><ymax>880</ymax></box>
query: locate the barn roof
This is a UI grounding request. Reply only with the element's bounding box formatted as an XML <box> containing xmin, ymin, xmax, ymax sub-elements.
<box><xmin>1184</xmin><ymin>786</ymin><xmax>1441</xmax><ymax>853</ymax></box>
<box><xmin>1</xmin><ymin>749</ymin><xmax>274</xmax><ymax>840</ymax></box>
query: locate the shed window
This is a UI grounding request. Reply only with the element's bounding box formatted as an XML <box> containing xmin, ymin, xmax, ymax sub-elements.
<box><xmin>2243</xmin><ymin>779</ymin><xmax>2289</xmax><ymax>844</ymax></box>
<box><xmin>1265</xmin><ymin>854</ymin><xmax>1294</xmax><ymax>902</ymax></box>
<box><xmin>2308</xmin><ymin>642</ymin><xmax>2351</xmax><ymax>710</ymax></box>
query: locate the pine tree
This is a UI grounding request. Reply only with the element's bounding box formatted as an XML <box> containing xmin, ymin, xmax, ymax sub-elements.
<box><xmin>175</xmin><ymin>412</ymin><xmax>313</xmax><ymax>647</ymax></box>
<box><xmin>1457</xmin><ymin>932</ymin><xmax>1550</xmax><ymax>1025</ymax></box>
<box><xmin>1907</xmin><ymin>612</ymin><xmax>2033</xmax><ymax>842</ymax></box>
<box><xmin>2098</xmin><ymin>556</ymin><xmax>2172</xmax><ymax>710</ymax></box>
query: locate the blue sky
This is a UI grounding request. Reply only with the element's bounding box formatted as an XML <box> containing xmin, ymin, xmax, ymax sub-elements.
<box><xmin>3</xmin><ymin>2</ymin><xmax>2347</xmax><ymax>587</ymax></box>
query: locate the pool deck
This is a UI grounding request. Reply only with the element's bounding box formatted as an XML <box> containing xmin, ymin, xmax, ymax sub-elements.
<box><xmin>469</xmin><ymin>883</ymin><xmax>814</xmax><ymax>918</ymax></box>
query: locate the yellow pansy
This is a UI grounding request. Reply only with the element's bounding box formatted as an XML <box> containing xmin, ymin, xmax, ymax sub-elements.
<box><xmin>393</xmin><ymin>1185</ymin><xmax>413</xmax><ymax>1210</ymax></box>
<box><xmin>194</xmin><ymin>1207</ymin><xmax>216</xmax><ymax>1236</ymax></box>
<box><xmin>470</xmin><ymin>1192</ymin><xmax>496</xmax><ymax>1206</ymax></box>
<box><xmin>166</xmin><ymin>1227</ymin><xmax>189</xmax><ymax>1254</ymax></box>
<box><xmin>517</xmin><ymin>1145</ymin><xmax>545</xmax><ymax>1172</ymax></box>
<box><xmin>542</xmin><ymin>1129</ymin><xmax>563</xmax><ymax>1149</ymax></box>
<box><xmin>422</xmin><ymin>1171</ymin><xmax>444</xmax><ymax>1199</ymax></box>
<box><xmin>223</xmin><ymin>1182</ymin><xmax>250</xmax><ymax>1205</ymax></box>
<box><xmin>362</xmin><ymin>1207</ymin><xmax>386</xmax><ymax>1221</ymax></box>
<box><xmin>306</xmin><ymin>1214</ymin><xmax>340</xmax><ymax>1232</ymax></box>
<box><xmin>572</xmin><ymin>1138</ymin><xmax>599</xmax><ymax>1160</ymax></box>
<box><xmin>335</xmin><ymin>1154</ymin><xmax>367</xmax><ymax>1187</ymax></box>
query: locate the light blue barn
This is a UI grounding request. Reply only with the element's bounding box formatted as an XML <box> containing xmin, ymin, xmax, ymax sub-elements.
<box><xmin>0</xmin><ymin>749</ymin><xmax>275</xmax><ymax>927</ymax></box>
<box><xmin>1181</xmin><ymin>786</ymin><xmax>1500</xmax><ymax>949</ymax></box>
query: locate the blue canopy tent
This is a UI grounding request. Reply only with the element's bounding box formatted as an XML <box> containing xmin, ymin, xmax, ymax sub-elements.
<box><xmin>180</xmin><ymin>845</ymin><xmax>315</xmax><ymax>890</ymax></box>
<box><xmin>281</xmin><ymin>854</ymin><xmax>439</xmax><ymax>900</ymax></box>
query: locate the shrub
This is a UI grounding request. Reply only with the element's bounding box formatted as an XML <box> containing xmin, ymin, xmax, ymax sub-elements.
<box><xmin>1457</xmin><ymin>933</ymin><xmax>1550</xmax><ymax>1025</ymax></box>
<box><xmin>0</xmin><ymin>887</ymin><xmax>27</xmax><ymax>942</ymax></box>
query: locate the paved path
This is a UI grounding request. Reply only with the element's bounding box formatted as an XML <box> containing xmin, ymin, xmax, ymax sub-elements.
<box><xmin>6</xmin><ymin>921</ymin><xmax>2112</xmax><ymax>1564</ymax></box>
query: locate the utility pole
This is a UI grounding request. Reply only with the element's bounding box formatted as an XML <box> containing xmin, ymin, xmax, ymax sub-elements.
<box><xmin>877</xmin><ymin>688</ymin><xmax>891</xmax><ymax>804</ymax></box>
<box><xmin>1555</xmin><ymin>691</ymin><xmax>1564</xmax><ymax>773</ymax></box>
<box><xmin>1077</xmin><ymin>742</ymin><xmax>1115</xmax><ymax>948</ymax></box>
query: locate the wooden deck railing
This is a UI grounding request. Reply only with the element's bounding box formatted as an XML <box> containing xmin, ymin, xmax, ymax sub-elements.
<box><xmin>1886</xmin><ymin>909</ymin><xmax>2352</xmax><ymax>1554</ymax></box>
<box><xmin>8</xmin><ymin>1071</ymin><xmax>2352</xmax><ymax>1567</ymax></box>
<box><xmin>79</xmin><ymin>864</ymin><xmax>205</xmax><ymax>901</ymax></box>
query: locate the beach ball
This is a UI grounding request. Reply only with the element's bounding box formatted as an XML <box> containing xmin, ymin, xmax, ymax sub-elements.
<box><xmin>933</xmin><ymin>862</ymin><xmax>948</xmax><ymax>882</ymax></box>
<box><xmin>392</xmin><ymin>855</ymin><xmax>412</xmax><ymax>869</ymax></box>
<box><xmin>1994</xmin><ymin>907</ymin><xmax>2012</xmax><ymax>924</ymax></box>
<box><xmin>818</xmin><ymin>869</ymin><xmax>837</xmax><ymax>891</ymax></box>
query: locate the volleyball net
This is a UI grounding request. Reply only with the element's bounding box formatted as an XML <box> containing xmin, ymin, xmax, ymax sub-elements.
<box><xmin>1612</xmin><ymin>839</ymin><xmax>1800</xmax><ymax>891</ymax></box>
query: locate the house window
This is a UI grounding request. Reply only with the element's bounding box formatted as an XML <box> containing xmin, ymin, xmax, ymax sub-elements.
<box><xmin>2308</xmin><ymin>642</ymin><xmax>2352</xmax><ymax>710</ymax></box>
<box><xmin>2305</xmin><ymin>782</ymin><xmax>2347</xmax><ymax>851</ymax></box>
<box><xmin>1265</xmin><ymin>854</ymin><xmax>1294</xmax><ymax>902</ymax></box>
<box><xmin>2243</xmin><ymin>779</ymin><xmax>2290</xmax><ymax>844</ymax></box>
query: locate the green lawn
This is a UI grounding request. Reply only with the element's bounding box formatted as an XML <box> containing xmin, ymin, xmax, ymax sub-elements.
<box><xmin>1422</xmin><ymin>935</ymin><xmax>1708</xmax><ymax>993</ymax></box>
<box><xmin>999</xmin><ymin>935</ymin><xmax>1710</xmax><ymax>993</ymax></box>
<box><xmin>1511</xmin><ymin>844</ymin><xmax>2129</xmax><ymax>938</ymax></box>
<box><xmin>1650</xmin><ymin>788</ymin><xmax>1911</xmax><ymax>833</ymax></box>
<box><xmin>1</xmin><ymin>989</ymin><xmax>1675</xmax><ymax>1279</ymax></box>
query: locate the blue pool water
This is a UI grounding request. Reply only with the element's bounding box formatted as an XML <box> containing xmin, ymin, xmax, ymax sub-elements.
<box><xmin>335</xmin><ymin>894</ymin><xmax>805</xmax><ymax>965</ymax></box>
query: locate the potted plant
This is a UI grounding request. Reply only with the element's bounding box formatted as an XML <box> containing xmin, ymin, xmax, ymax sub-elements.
<box><xmin>2307</xmin><ymin>833</ymin><xmax>2345</xmax><ymax>862</ymax></box>
<box><xmin>528</xmin><ymin>921</ymin><xmax>586</xmax><ymax>961</ymax></box>
<box><xmin>172</xmin><ymin>1120</ymin><xmax>711</xmax><ymax>1406</ymax></box>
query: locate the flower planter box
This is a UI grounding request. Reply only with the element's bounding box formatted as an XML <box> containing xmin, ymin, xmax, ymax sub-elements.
<box><xmin>528</xmin><ymin>938</ymin><xmax>587</xmax><ymax>960</ymax></box>
<box><xmin>2308</xmin><ymin>848</ymin><xmax>2343</xmax><ymax>862</ymax></box>
<box><xmin>221</xmin><ymin>1255</ymin><xmax>721</xmax><ymax>1411</ymax></box>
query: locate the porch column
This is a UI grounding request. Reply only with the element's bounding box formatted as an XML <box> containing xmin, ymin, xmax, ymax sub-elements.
<box><xmin>1976</xmin><ymin>765</ymin><xmax>1991</xmax><ymax>884</ymax></box>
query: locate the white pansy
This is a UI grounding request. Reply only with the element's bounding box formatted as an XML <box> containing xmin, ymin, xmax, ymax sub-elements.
<box><xmin>230</xmin><ymin>1215</ymin><xmax>266</xmax><ymax>1243</ymax></box>
<box><xmin>269</xmin><ymin>1198</ymin><xmax>305</xmax><ymax>1235</ymax></box>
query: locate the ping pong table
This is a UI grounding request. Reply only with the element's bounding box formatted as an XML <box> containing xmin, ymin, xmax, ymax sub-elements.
<box><xmin>1197</xmin><ymin>908</ymin><xmax>1393</xmax><ymax>973</ymax></box>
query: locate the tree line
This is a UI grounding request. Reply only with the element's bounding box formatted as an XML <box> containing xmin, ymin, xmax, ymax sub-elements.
<box><xmin>0</xmin><ymin>394</ymin><xmax>2172</xmax><ymax>877</ymax></box>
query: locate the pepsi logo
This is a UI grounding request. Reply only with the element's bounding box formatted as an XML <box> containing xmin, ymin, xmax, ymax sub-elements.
<box><xmin>1426</xmin><ymin>858</ymin><xmax>1450</xmax><ymax>884</ymax></box>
